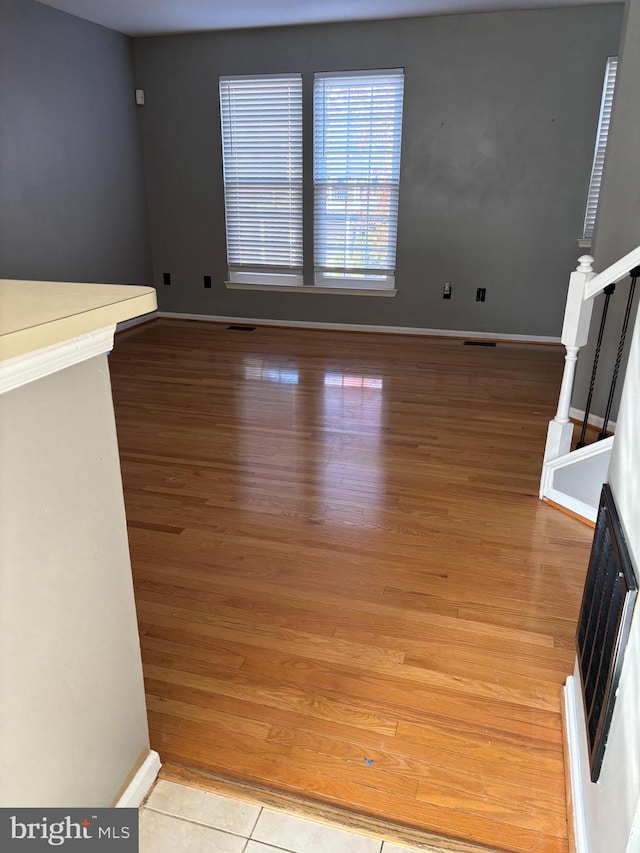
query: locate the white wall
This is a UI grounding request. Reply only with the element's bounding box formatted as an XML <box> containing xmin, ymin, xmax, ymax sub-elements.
<box><xmin>573</xmin><ymin>310</ymin><xmax>640</xmax><ymax>853</ymax></box>
<box><xmin>599</xmin><ymin>277</ymin><xmax>640</xmax><ymax>853</ymax></box>
<box><xmin>609</xmin><ymin>291</ymin><xmax>640</xmax><ymax>567</ymax></box>
<box><xmin>570</xmin><ymin>3</ymin><xmax>640</xmax><ymax>850</ymax></box>
<box><xmin>0</xmin><ymin>356</ymin><xmax>150</xmax><ymax>806</ymax></box>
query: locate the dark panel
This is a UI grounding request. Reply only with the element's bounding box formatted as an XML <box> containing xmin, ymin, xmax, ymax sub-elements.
<box><xmin>576</xmin><ymin>484</ymin><xmax>637</xmax><ymax>781</ymax></box>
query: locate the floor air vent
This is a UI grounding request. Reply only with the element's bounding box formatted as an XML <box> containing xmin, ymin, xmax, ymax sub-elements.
<box><xmin>577</xmin><ymin>484</ymin><xmax>637</xmax><ymax>781</ymax></box>
<box><xmin>227</xmin><ymin>325</ymin><xmax>256</xmax><ymax>331</ymax></box>
<box><xmin>463</xmin><ymin>341</ymin><xmax>496</xmax><ymax>347</ymax></box>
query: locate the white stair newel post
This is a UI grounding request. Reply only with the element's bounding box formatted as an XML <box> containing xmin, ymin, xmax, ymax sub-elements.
<box><xmin>542</xmin><ymin>255</ymin><xmax>595</xmax><ymax>472</ymax></box>
<box><xmin>555</xmin><ymin>345</ymin><xmax>580</xmax><ymax>425</ymax></box>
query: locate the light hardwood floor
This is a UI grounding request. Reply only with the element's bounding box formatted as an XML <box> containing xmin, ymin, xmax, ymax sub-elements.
<box><xmin>110</xmin><ymin>319</ymin><xmax>594</xmax><ymax>853</ymax></box>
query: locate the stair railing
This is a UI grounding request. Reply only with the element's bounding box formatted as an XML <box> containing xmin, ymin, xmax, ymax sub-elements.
<box><xmin>541</xmin><ymin>245</ymin><xmax>640</xmax><ymax>479</ymax></box>
<box><xmin>593</xmin><ymin>268</ymin><xmax>638</xmax><ymax>441</ymax></box>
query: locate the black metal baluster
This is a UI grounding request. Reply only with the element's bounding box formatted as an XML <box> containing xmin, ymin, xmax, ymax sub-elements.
<box><xmin>598</xmin><ymin>266</ymin><xmax>640</xmax><ymax>440</ymax></box>
<box><xmin>576</xmin><ymin>283</ymin><xmax>616</xmax><ymax>449</ymax></box>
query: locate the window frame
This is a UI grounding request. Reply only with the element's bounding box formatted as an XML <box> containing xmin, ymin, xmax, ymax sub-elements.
<box><xmin>219</xmin><ymin>72</ymin><xmax>304</xmax><ymax>285</ymax></box>
<box><xmin>313</xmin><ymin>68</ymin><xmax>404</xmax><ymax>292</ymax></box>
<box><xmin>220</xmin><ymin>68</ymin><xmax>404</xmax><ymax>297</ymax></box>
<box><xmin>580</xmin><ymin>56</ymin><xmax>618</xmax><ymax>248</ymax></box>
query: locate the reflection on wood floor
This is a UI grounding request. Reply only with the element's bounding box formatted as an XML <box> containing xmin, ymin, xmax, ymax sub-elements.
<box><xmin>109</xmin><ymin>319</ymin><xmax>593</xmax><ymax>853</ymax></box>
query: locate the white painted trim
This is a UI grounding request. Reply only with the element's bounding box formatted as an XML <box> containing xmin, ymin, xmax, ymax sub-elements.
<box><xmin>225</xmin><ymin>281</ymin><xmax>397</xmax><ymax>297</ymax></box>
<box><xmin>545</xmin><ymin>487</ymin><xmax>599</xmax><ymax>523</ymax></box>
<box><xmin>562</xmin><ymin>268</ymin><xmax>595</xmax><ymax>348</ymax></box>
<box><xmin>540</xmin><ymin>435</ymin><xmax>613</xmax><ymax>521</ymax></box>
<box><xmin>570</xmin><ymin>406</ymin><xmax>617</xmax><ymax>434</ymax></box>
<box><xmin>314</xmin><ymin>270</ymin><xmax>395</xmax><ymax>290</ymax></box>
<box><xmin>157</xmin><ymin>312</ymin><xmax>561</xmax><ymax>344</ymax></box>
<box><xmin>115</xmin><ymin>750</ymin><xmax>161</xmax><ymax>808</ymax></box>
<box><xmin>544</xmin><ymin>434</ymin><xmax>614</xmax><ymax>472</ymax></box>
<box><xmin>540</xmin><ymin>451</ymin><xmax>554</xmax><ymax>500</ymax></box>
<box><xmin>628</xmin><ymin>801</ymin><xmax>640</xmax><ymax>853</ymax></box>
<box><xmin>0</xmin><ymin>326</ymin><xmax>114</xmax><ymax>396</ymax></box>
<box><xmin>116</xmin><ymin>311</ymin><xmax>158</xmax><ymax>332</ymax></box>
<box><xmin>541</xmin><ymin>418</ymin><xmax>575</xmax><ymax>475</ymax></box>
<box><xmin>564</xmin><ymin>676</ymin><xmax>590</xmax><ymax>853</ymax></box>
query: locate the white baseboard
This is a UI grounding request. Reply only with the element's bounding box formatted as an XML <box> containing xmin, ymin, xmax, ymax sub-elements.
<box><xmin>156</xmin><ymin>312</ymin><xmax>561</xmax><ymax>344</ymax></box>
<box><xmin>115</xmin><ymin>750</ymin><xmax>161</xmax><ymax>808</ymax></box>
<box><xmin>564</xmin><ymin>676</ymin><xmax>590</xmax><ymax>853</ymax></box>
<box><xmin>570</xmin><ymin>406</ymin><xmax>617</xmax><ymax>434</ymax></box>
<box><xmin>116</xmin><ymin>312</ymin><xmax>158</xmax><ymax>332</ymax></box>
<box><xmin>544</xmin><ymin>487</ymin><xmax>598</xmax><ymax>523</ymax></box>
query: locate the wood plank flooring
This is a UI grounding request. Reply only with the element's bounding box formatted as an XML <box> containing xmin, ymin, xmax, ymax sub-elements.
<box><xmin>109</xmin><ymin>320</ymin><xmax>594</xmax><ymax>853</ymax></box>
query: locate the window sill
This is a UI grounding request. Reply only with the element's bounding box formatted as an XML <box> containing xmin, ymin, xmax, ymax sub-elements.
<box><xmin>225</xmin><ymin>281</ymin><xmax>397</xmax><ymax>297</ymax></box>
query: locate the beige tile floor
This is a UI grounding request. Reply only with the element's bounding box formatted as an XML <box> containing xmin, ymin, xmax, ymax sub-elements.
<box><xmin>141</xmin><ymin>780</ymin><xmax>424</xmax><ymax>853</ymax></box>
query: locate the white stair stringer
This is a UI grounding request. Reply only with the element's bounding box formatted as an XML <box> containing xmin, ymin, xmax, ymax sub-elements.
<box><xmin>540</xmin><ymin>436</ymin><xmax>614</xmax><ymax>523</ymax></box>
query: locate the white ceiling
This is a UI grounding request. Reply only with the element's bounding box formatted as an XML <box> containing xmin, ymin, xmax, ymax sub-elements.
<box><xmin>35</xmin><ymin>0</ymin><xmax>617</xmax><ymax>36</ymax></box>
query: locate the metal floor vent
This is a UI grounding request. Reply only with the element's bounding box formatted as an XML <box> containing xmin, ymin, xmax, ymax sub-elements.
<box><xmin>227</xmin><ymin>325</ymin><xmax>256</xmax><ymax>331</ymax></box>
<box><xmin>463</xmin><ymin>340</ymin><xmax>496</xmax><ymax>347</ymax></box>
<box><xmin>577</xmin><ymin>484</ymin><xmax>637</xmax><ymax>781</ymax></box>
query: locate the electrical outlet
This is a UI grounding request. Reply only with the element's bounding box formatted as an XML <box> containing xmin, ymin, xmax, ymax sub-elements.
<box><xmin>476</xmin><ymin>287</ymin><xmax>486</xmax><ymax>302</ymax></box>
<box><xmin>163</xmin><ymin>272</ymin><xmax>171</xmax><ymax>286</ymax></box>
<box><xmin>204</xmin><ymin>275</ymin><xmax>212</xmax><ymax>289</ymax></box>
<box><xmin>443</xmin><ymin>282</ymin><xmax>452</xmax><ymax>299</ymax></box>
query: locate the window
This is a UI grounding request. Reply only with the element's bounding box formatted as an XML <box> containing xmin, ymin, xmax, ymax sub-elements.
<box><xmin>219</xmin><ymin>74</ymin><xmax>303</xmax><ymax>286</ymax></box>
<box><xmin>582</xmin><ymin>57</ymin><xmax>618</xmax><ymax>245</ymax></box>
<box><xmin>219</xmin><ymin>69</ymin><xmax>404</xmax><ymax>295</ymax></box>
<box><xmin>313</xmin><ymin>70</ymin><xmax>404</xmax><ymax>290</ymax></box>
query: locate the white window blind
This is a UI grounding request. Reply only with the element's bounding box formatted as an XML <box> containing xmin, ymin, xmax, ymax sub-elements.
<box><xmin>583</xmin><ymin>57</ymin><xmax>618</xmax><ymax>240</ymax></box>
<box><xmin>219</xmin><ymin>74</ymin><xmax>303</xmax><ymax>281</ymax></box>
<box><xmin>313</xmin><ymin>69</ymin><xmax>404</xmax><ymax>285</ymax></box>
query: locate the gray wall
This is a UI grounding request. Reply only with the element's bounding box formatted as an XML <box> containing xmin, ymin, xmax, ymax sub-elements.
<box><xmin>593</xmin><ymin>0</ymin><xmax>640</xmax><ymax>271</ymax></box>
<box><xmin>134</xmin><ymin>5</ymin><xmax>622</xmax><ymax>335</ymax></box>
<box><xmin>572</xmin><ymin>0</ymin><xmax>640</xmax><ymax>421</ymax></box>
<box><xmin>0</xmin><ymin>355</ymin><xmax>150</xmax><ymax>807</ymax></box>
<box><xmin>0</xmin><ymin>0</ymin><xmax>153</xmax><ymax>284</ymax></box>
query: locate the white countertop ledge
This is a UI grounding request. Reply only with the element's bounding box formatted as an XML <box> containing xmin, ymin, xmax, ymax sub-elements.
<box><xmin>0</xmin><ymin>280</ymin><xmax>157</xmax><ymax>362</ymax></box>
